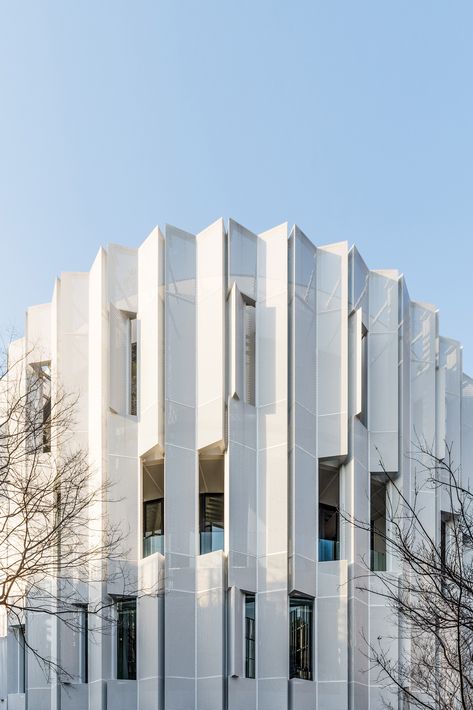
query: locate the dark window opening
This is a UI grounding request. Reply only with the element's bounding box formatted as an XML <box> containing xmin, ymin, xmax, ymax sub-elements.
<box><xmin>142</xmin><ymin>461</ymin><xmax>164</xmax><ymax>557</ymax></box>
<box><xmin>199</xmin><ymin>456</ymin><xmax>224</xmax><ymax>555</ymax></box>
<box><xmin>289</xmin><ymin>597</ymin><xmax>313</xmax><ymax>681</ymax></box>
<box><xmin>200</xmin><ymin>493</ymin><xmax>224</xmax><ymax>554</ymax></box>
<box><xmin>244</xmin><ymin>301</ymin><xmax>256</xmax><ymax>406</ymax></box>
<box><xmin>360</xmin><ymin>325</ymin><xmax>368</xmax><ymax>426</ymax></box>
<box><xmin>244</xmin><ymin>594</ymin><xmax>256</xmax><ymax>679</ymax></box>
<box><xmin>371</xmin><ymin>478</ymin><xmax>387</xmax><ymax>571</ymax></box>
<box><xmin>116</xmin><ymin>599</ymin><xmax>136</xmax><ymax>680</ymax></box>
<box><xmin>319</xmin><ymin>466</ymin><xmax>340</xmax><ymax>562</ymax></box>
<box><xmin>129</xmin><ymin>317</ymin><xmax>137</xmax><ymax>416</ymax></box>
<box><xmin>17</xmin><ymin>624</ymin><xmax>26</xmax><ymax>693</ymax></box>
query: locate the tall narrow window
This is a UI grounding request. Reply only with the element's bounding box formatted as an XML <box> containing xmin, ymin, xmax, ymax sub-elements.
<box><xmin>243</xmin><ymin>298</ymin><xmax>256</xmax><ymax>406</ymax></box>
<box><xmin>244</xmin><ymin>594</ymin><xmax>256</xmax><ymax>679</ymax></box>
<box><xmin>289</xmin><ymin>598</ymin><xmax>313</xmax><ymax>681</ymax></box>
<box><xmin>29</xmin><ymin>362</ymin><xmax>51</xmax><ymax>453</ymax></box>
<box><xmin>18</xmin><ymin>624</ymin><xmax>26</xmax><ymax>693</ymax></box>
<box><xmin>441</xmin><ymin>519</ymin><xmax>447</xmax><ymax>569</ymax></box>
<box><xmin>77</xmin><ymin>605</ymin><xmax>88</xmax><ymax>684</ymax></box>
<box><xmin>116</xmin><ymin>599</ymin><xmax>136</xmax><ymax>680</ymax></box>
<box><xmin>318</xmin><ymin>465</ymin><xmax>340</xmax><ymax>562</ymax></box>
<box><xmin>199</xmin><ymin>456</ymin><xmax>224</xmax><ymax>555</ymax></box>
<box><xmin>360</xmin><ymin>326</ymin><xmax>368</xmax><ymax>426</ymax></box>
<box><xmin>142</xmin><ymin>462</ymin><xmax>164</xmax><ymax>557</ymax></box>
<box><xmin>129</xmin><ymin>317</ymin><xmax>137</xmax><ymax>416</ymax></box>
<box><xmin>371</xmin><ymin>478</ymin><xmax>387</xmax><ymax>571</ymax></box>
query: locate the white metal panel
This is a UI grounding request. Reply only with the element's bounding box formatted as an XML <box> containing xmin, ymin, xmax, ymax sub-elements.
<box><xmin>197</xmin><ymin>219</ymin><xmax>225</xmax><ymax>450</ymax></box>
<box><xmin>316</xmin><ymin>242</ymin><xmax>348</xmax><ymax>459</ymax></box>
<box><xmin>138</xmin><ymin>227</ymin><xmax>164</xmax><ymax>457</ymax></box>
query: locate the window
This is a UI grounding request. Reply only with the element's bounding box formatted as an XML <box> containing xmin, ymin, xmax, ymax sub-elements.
<box><xmin>142</xmin><ymin>461</ymin><xmax>164</xmax><ymax>557</ymax></box>
<box><xmin>371</xmin><ymin>478</ymin><xmax>387</xmax><ymax>571</ymax></box>
<box><xmin>289</xmin><ymin>598</ymin><xmax>313</xmax><ymax>681</ymax></box>
<box><xmin>28</xmin><ymin>362</ymin><xmax>51</xmax><ymax>453</ymax></box>
<box><xmin>243</xmin><ymin>297</ymin><xmax>256</xmax><ymax>406</ymax></box>
<box><xmin>360</xmin><ymin>325</ymin><xmax>368</xmax><ymax>426</ymax></box>
<box><xmin>129</xmin><ymin>317</ymin><xmax>137</xmax><ymax>416</ymax></box>
<box><xmin>17</xmin><ymin>625</ymin><xmax>26</xmax><ymax>693</ymax></box>
<box><xmin>318</xmin><ymin>466</ymin><xmax>340</xmax><ymax>562</ymax></box>
<box><xmin>199</xmin><ymin>456</ymin><xmax>224</xmax><ymax>555</ymax></box>
<box><xmin>244</xmin><ymin>594</ymin><xmax>256</xmax><ymax>679</ymax></box>
<box><xmin>77</xmin><ymin>605</ymin><xmax>88</xmax><ymax>684</ymax></box>
<box><xmin>116</xmin><ymin>599</ymin><xmax>136</xmax><ymax>680</ymax></box>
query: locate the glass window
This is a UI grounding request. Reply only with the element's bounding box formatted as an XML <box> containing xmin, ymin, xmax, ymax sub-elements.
<box><xmin>244</xmin><ymin>301</ymin><xmax>256</xmax><ymax>406</ymax></box>
<box><xmin>129</xmin><ymin>317</ymin><xmax>137</xmax><ymax>416</ymax></box>
<box><xmin>318</xmin><ymin>466</ymin><xmax>340</xmax><ymax>562</ymax></box>
<box><xmin>78</xmin><ymin>606</ymin><xmax>88</xmax><ymax>684</ymax></box>
<box><xmin>360</xmin><ymin>326</ymin><xmax>368</xmax><ymax>426</ymax></box>
<box><xmin>289</xmin><ymin>598</ymin><xmax>313</xmax><ymax>681</ymax></box>
<box><xmin>116</xmin><ymin>599</ymin><xmax>136</xmax><ymax>680</ymax></box>
<box><xmin>28</xmin><ymin>362</ymin><xmax>51</xmax><ymax>453</ymax></box>
<box><xmin>142</xmin><ymin>461</ymin><xmax>164</xmax><ymax>557</ymax></box>
<box><xmin>17</xmin><ymin>624</ymin><xmax>26</xmax><ymax>693</ymax></box>
<box><xmin>244</xmin><ymin>594</ymin><xmax>256</xmax><ymax>679</ymax></box>
<box><xmin>199</xmin><ymin>493</ymin><xmax>224</xmax><ymax>554</ymax></box>
<box><xmin>370</xmin><ymin>478</ymin><xmax>387</xmax><ymax>571</ymax></box>
<box><xmin>199</xmin><ymin>456</ymin><xmax>224</xmax><ymax>555</ymax></box>
<box><xmin>143</xmin><ymin>498</ymin><xmax>164</xmax><ymax>556</ymax></box>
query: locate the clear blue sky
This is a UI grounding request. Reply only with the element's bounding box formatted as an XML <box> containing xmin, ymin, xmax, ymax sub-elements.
<box><xmin>1</xmin><ymin>2</ymin><xmax>472</xmax><ymax>370</ymax></box>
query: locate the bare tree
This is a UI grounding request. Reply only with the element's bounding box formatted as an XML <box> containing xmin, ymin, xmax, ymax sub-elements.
<box><xmin>345</xmin><ymin>442</ymin><xmax>473</xmax><ymax>709</ymax></box>
<box><xmin>0</xmin><ymin>342</ymin><xmax>125</xmax><ymax>680</ymax></box>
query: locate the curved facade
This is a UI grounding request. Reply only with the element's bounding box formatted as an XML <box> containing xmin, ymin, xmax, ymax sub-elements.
<box><xmin>2</xmin><ymin>218</ymin><xmax>473</xmax><ymax>710</ymax></box>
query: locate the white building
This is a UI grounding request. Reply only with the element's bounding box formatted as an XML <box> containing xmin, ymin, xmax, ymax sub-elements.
<box><xmin>2</xmin><ymin>219</ymin><xmax>472</xmax><ymax>710</ymax></box>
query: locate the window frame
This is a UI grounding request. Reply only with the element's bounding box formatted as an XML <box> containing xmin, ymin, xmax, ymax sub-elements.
<box><xmin>289</xmin><ymin>596</ymin><xmax>314</xmax><ymax>681</ymax></box>
<box><xmin>115</xmin><ymin>598</ymin><xmax>137</xmax><ymax>681</ymax></box>
<box><xmin>244</xmin><ymin>593</ymin><xmax>256</xmax><ymax>679</ymax></box>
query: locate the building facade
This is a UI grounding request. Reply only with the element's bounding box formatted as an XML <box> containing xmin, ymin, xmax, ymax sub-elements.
<box><xmin>1</xmin><ymin>218</ymin><xmax>472</xmax><ymax>710</ymax></box>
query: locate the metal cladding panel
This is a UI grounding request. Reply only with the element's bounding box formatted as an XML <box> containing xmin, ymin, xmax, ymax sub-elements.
<box><xmin>196</xmin><ymin>219</ymin><xmax>225</xmax><ymax>451</ymax></box>
<box><xmin>25</xmin><ymin>303</ymin><xmax>51</xmax><ymax>364</ymax></box>
<box><xmin>349</xmin><ymin>246</ymin><xmax>369</xmax><ymax>324</ymax></box>
<box><xmin>256</xmin><ymin>224</ymin><xmax>288</xmax><ymax>709</ymax></box>
<box><xmin>228</xmin><ymin>222</ymin><xmax>258</xmax><ymax>596</ymax></box>
<box><xmin>164</xmin><ymin>225</ymin><xmax>198</xmax><ymax>710</ymax></box>
<box><xmin>56</xmin><ymin>272</ymin><xmax>89</xmax><ymax>450</ymax></box>
<box><xmin>87</xmin><ymin>249</ymin><xmax>111</xmax><ymax>706</ymax></box>
<box><xmin>439</xmin><ymin>338</ymin><xmax>462</xmax><ymax>459</ymax></box>
<box><xmin>316</xmin><ymin>561</ymin><xmax>348</xmax><ymax>709</ymax></box>
<box><xmin>108</xmin><ymin>243</ymin><xmax>138</xmax><ymax>312</ymax></box>
<box><xmin>410</xmin><ymin>302</ymin><xmax>438</xmax><ymax>536</ymax></box>
<box><xmin>196</xmin><ymin>552</ymin><xmax>226</xmax><ymax>710</ymax></box>
<box><xmin>138</xmin><ymin>553</ymin><xmax>164</xmax><ymax>710</ymax></box>
<box><xmin>228</xmin><ymin>219</ymin><xmax>258</xmax><ymax>302</ymax></box>
<box><xmin>368</xmin><ymin>271</ymin><xmax>399</xmax><ymax>473</ymax></box>
<box><xmin>462</xmin><ymin>375</ymin><xmax>473</xmax><ymax>490</ymax></box>
<box><xmin>288</xmin><ymin>227</ymin><xmax>317</xmax><ymax>595</ymax></box>
<box><xmin>138</xmin><ymin>227</ymin><xmax>164</xmax><ymax>457</ymax></box>
<box><xmin>316</xmin><ymin>242</ymin><xmax>348</xmax><ymax>459</ymax></box>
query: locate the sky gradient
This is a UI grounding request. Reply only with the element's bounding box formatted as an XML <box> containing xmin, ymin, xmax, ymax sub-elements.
<box><xmin>1</xmin><ymin>1</ymin><xmax>472</xmax><ymax>369</ymax></box>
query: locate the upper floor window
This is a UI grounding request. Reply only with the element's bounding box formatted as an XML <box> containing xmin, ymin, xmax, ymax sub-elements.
<box><xmin>371</xmin><ymin>478</ymin><xmax>387</xmax><ymax>571</ymax></box>
<box><xmin>199</xmin><ymin>456</ymin><xmax>224</xmax><ymax>555</ymax></box>
<box><xmin>360</xmin><ymin>325</ymin><xmax>368</xmax><ymax>426</ymax></box>
<box><xmin>142</xmin><ymin>461</ymin><xmax>164</xmax><ymax>557</ymax></box>
<box><xmin>28</xmin><ymin>362</ymin><xmax>51</xmax><ymax>453</ymax></box>
<box><xmin>289</xmin><ymin>597</ymin><xmax>313</xmax><ymax>681</ymax></box>
<box><xmin>129</xmin><ymin>317</ymin><xmax>137</xmax><ymax>416</ymax></box>
<box><xmin>318</xmin><ymin>465</ymin><xmax>340</xmax><ymax>562</ymax></box>
<box><xmin>243</xmin><ymin>299</ymin><xmax>256</xmax><ymax>406</ymax></box>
